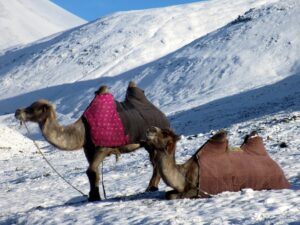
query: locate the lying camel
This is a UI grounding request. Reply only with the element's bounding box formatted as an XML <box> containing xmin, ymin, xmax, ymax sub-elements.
<box><xmin>145</xmin><ymin>127</ymin><xmax>290</xmax><ymax>200</ymax></box>
<box><xmin>15</xmin><ymin>81</ymin><xmax>169</xmax><ymax>201</ymax></box>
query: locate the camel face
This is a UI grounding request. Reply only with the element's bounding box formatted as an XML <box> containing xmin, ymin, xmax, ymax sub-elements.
<box><xmin>146</xmin><ymin>126</ymin><xmax>180</xmax><ymax>151</ymax></box>
<box><xmin>15</xmin><ymin>100</ymin><xmax>55</xmax><ymax>123</ymax></box>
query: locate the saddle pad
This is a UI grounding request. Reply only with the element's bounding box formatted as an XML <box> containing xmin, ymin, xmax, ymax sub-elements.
<box><xmin>83</xmin><ymin>93</ymin><xmax>129</xmax><ymax>147</ymax></box>
<box><xmin>197</xmin><ymin>137</ymin><xmax>290</xmax><ymax>195</ymax></box>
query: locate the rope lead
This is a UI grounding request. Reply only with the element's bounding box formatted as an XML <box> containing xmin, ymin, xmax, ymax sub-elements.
<box><xmin>23</xmin><ymin>122</ymin><xmax>87</xmax><ymax>198</ymax></box>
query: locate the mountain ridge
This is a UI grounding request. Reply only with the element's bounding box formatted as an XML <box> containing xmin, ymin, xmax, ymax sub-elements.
<box><xmin>0</xmin><ymin>0</ymin><xmax>86</xmax><ymax>51</ymax></box>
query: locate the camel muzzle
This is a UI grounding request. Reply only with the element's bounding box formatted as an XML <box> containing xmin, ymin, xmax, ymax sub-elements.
<box><xmin>15</xmin><ymin>109</ymin><xmax>26</xmax><ymax>122</ymax></box>
<box><xmin>146</xmin><ymin>126</ymin><xmax>159</xmax><ymax>141</ymax></box>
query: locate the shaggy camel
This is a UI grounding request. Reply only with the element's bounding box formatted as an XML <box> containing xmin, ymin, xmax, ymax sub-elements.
<box><xmin>145</xmin><ymin>127</ymin><xmax>290</xmax><ymax>200</ymax></box>
<box><xmin>15</xmin><ymin>81</ymin><xmax>169</xmax><ymax>201</ymax></box>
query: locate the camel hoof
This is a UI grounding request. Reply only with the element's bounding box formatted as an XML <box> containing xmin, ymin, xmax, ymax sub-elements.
<box><xmin>88</xmin><ymin>196</ymin><xmax>101</xmax><ymax>202</ymax></box>
<box><xmin>88</xmin><ymin>188</ymin><xmax>101</xmax><ymax>202</ymax></box>
<box><xmin>146</xmin><ymin>186</ymin><xmax>159</xmax><ymax>192</ymax></box>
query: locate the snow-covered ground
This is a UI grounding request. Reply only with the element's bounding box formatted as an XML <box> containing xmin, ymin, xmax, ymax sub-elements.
<box><xmin>0</xmin><ymin>0</ymin><xmax>86</xmax><ymax>51</ymax></box>
<box><xmin>0</xmin><ymin>0</ymin><xmax>300</xmax><ymax>224</ymax></box>
<box><xmin>1</xmin><ymin>111</ymin><xmax>300</xmax><ymax>224</ymax></box>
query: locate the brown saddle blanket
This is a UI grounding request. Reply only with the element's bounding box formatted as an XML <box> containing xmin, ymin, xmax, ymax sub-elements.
<box><xmin>196</xmin><ymin>135</ymin><xmax>290</xmax><ymax>195</ymax></box>
<box><xmin>116</xmin><ymin>86</ymin><xmax>170</xmax><ymax>143</ymax></box>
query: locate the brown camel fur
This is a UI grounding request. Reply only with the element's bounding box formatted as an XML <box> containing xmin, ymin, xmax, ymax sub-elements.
<box><xmin>145</xmin><ymin>127</ymin><xmax>289</xmax><ymax>200</ymax></box>
<box><xmin>15</xmin><ymin>81</ymin><xmax>168</xmax><ymax>201</ymax></box>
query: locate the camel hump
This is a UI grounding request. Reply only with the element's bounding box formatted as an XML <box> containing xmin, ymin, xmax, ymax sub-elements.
<box><xmin>95</xmin><ymin>85</ymin><xmax>109</xmax><ymax>95</ymax></box>
<box><xmin>241</xmin><ymin>131</ymin><xmax>268</xmax><ymax>156</ymax></box>
<box><xmin>209</xmin><ymin>130</ymin><xmax>228</xmax><ymax>143</ymax></box>
<box><xmin>128</xmin><ymin>80</ymin><xmax>137</xmax><ymax>88</ymax></box>
<box><xmin>196</xmin><ymin>130</ymin><xmax>229</xmax><ymax>156</ymax></box>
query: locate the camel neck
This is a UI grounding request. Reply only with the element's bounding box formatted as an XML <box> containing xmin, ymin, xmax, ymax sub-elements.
<box><xmin>157</xmin><ymin>148</ymin><xmax>186</xmax><ymax>192</ymax></box>
<box><xmin>40</xmin><ymin>117</ymin><xmax>85</xmax><ymax>150</ymax></box>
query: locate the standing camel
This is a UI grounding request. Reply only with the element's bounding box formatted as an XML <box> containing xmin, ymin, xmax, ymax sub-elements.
<box><xmin>15</xmin><ymin>81</ymin><xmax>169</xmax><ymax>201</ymax></box>
<box><xmin>145</xmin><ymin>127</ymin><xmax>290</xmax><ymax>200</ymax></box>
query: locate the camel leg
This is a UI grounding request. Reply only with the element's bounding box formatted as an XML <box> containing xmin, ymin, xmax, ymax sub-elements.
<box><xmin>145</xmin><ymin>148</ymin><xmax>161</xmax><ymax>192</ymax></box>
<box><xmin>86</xmin><ymin>148</ymin><xmax>110</xmax><ymax>202</ymax></box>
<box><xmin>112</xmin><ymin>142</ymin><xmax>161</xmax><ymax>192</ymax></box>
<box><xmin>86</xmin><ymin>146</ymin><xmax>139</xmax><ymax>201</ymax></box>
<box><xmin>146</xmin><ymin>164</ymin><xmax>160</xmax><ymax>192</ymax></box>
<box><xmin>118</xmin><ymin>143</ymin><xmax>141</xmax><ymax>154</ymax></box>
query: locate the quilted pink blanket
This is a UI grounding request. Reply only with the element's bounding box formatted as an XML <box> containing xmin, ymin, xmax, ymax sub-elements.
<box><xmin>83</xmin><ymin>93</ymin><xmax>129</xmax><ymax>147</ymax></box>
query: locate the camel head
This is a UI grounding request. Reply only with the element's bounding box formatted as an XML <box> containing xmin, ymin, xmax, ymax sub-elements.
<box><xmin>15</xmin><ymin>99</ymin><xmax>56</xmax><ymax>124</ymax></box>
<box><xmin>146</xmin><ymin>126</ymin><xmax>180</xmax><ymax>154</ymax></box>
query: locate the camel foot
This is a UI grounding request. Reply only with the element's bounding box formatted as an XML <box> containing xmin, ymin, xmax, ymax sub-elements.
<box><xmin>88</xmin><ymin>187</ymin><xmax>101</xmax><ymax>202</ymax></box>
<box><xmin>165</xmin><ymin>190</ymin><xmax>180</xmax><ymax>200</ymax></box>
<box><xmin>146</xmin><ymin>186</ymin><xmax>159</xmax><ymax>192</ymax></box>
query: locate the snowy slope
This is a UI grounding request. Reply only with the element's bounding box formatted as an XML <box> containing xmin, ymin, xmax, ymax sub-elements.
<box><xmin>0</xmin><ymin>0</ymin><xmax>86</xmax><ymax>51</ymax></box>
<box><xmin>1</xmin><ymin>107</ymin><xmax>300</xmax><ymax>224</ymax></box>
<box><xmin>127</xmin><ymin>0</ymin><xmax>300</xmax><ymax>115</ymax></box>
<box><xmin>1</xmin><ymin>0</ymin><xmax>300</xmax><ymax>224</ymax></box>
<box><xmin>0</xmin><ymin>0</ymin><xmax>278</xmax><ymax>110</ymax></box>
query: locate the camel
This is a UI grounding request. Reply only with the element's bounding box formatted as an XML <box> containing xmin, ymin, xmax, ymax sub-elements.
<box><xmin>145</xmin><ymin>127</ymin><xmax>290</xmax><ymax>200</ymax></box>
<box><xmin>15</xmin><ymin>81</ymin><xmax>170</xmax><ymax>201</ymax></box>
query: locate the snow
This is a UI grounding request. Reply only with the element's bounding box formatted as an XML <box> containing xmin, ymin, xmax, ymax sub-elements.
<box><xmin>1</xmin><ymin>0</ymin><xmax>300</xmax><ymax>224</ymax></box>
<box><xmin>1</xmin><ymin>113</ymin><xmax>300</xmax><ymax>224</ymax></box>
<box><xmin>0</xmin><ymin>0</ymin><xmax>86</xmax><ymax>51</ymax></box>
<box><xmin>0</xmin><ymin>0</ymin><xmax>277</xmax><ymax>110</ymax></box>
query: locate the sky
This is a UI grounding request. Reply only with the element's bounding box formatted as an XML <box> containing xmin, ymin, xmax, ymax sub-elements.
<box><xmin>51</xmin><ymin>0</ymin><xmax>204</xmax><ymax>21</ymax></box>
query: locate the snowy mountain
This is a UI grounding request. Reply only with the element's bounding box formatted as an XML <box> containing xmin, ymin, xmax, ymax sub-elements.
<box><xmin>0</xmin><ymin>0</ymin><xmax>277</xmax><ymax>114</ymax></box>
<box><xmin>0</xmin><ymin>0</ymin><xmax>86</xmax><ymax>51</ymax></box>
<box><xmin>1</xmin><ymin>0</ymin><xmax>300</xmax><ymax>224</ymax></box>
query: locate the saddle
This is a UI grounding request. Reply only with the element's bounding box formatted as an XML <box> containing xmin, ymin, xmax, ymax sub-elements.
<box><xmin>196</xmin><ymin>134</ymin><xmax>290</xmax><ymax>195</ymax></box>
<box><xmin>83</xmin><ymin>86</ymin><xmax>170</xmax><ymax>147</ymax></box>
<box><xmin>83</xmin><ymin>92</ymin><xmax>129</xmax><ymax>147</ymax></box>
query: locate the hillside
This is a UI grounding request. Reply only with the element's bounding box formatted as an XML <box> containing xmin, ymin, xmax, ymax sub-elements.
<box><xmin>0</xmin><ymin>0</ymin><xmax>86</xmax><ymax>51</ymax></box>
<box><xmin>0</xmin><ymin>0</ymin><xmax>277</xmax><ymax>114</ymax></box>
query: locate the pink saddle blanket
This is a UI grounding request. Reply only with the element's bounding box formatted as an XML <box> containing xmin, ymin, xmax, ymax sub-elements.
<box><xmin>83</xmin><ymin>93</ymin><xmax>129</xmax><ymax>147</ymax></box>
